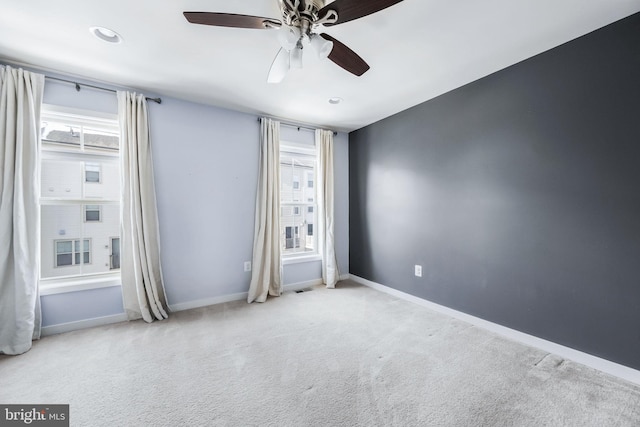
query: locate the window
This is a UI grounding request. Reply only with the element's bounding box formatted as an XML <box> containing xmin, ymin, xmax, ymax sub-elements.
<box><xmin>40</xmin><ymin>105</ymin><xmax>121</xmax><ymax>283</ymax></box>
<box><xmin>110</xmin><ymin>237</ymin><xmax>120</xmax><ymax>270</ymax></box>
<box><xmin>84</xmin><ymin>205</ymin><xmax>101</xmax><ymax>222</ymax></box>
<box><xmin>284</xmin><ymin>226</ymin><xmax>300</xmax><ymax>249</ymax></box>
<box><xmin>280</xmin><ymin>142</ymin><xmax>317</xmax><ymax>257</ymax></box>
<box><xmin>55</xmin><ymin>239</ymin><xmax>91</xmax><ymax>267</ymax></box>
<box><xmin>85</xmin><ymin>164</ymin><xmax>101</xmax><ymax>183</ymax></box>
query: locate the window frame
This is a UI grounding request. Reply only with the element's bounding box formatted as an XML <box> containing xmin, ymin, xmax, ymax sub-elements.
<box><xmin>39</xmin><ymin>104</ymin><xmax>121</xmax><ymax>294</ymax></box>
<box><xmin>84</xmin><ymin>163</ymin><xmax>102</xmax><ymax>183</ymax></box>
<box><xmin>280</xmin><ymin>141</ymin><xmax>319</xmax><ymax>261</ymax></box>
<box><xmin>109</xmin><ymin>236</ymin><xmax>121</xmax><ymax>270</ymax></box>
<box><xmin>54</xmin><ymin>238</ymin><xmax>91</xmax><ymax>268</ymax></box>
<box><xmin>84</xmin><ymin>204</ymin><xmax>102</xmax><ymax>222</ymax></box>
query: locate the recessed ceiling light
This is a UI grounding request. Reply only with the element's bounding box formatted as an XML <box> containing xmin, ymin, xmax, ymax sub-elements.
<box><xmin>90</xmin><ymin>26</ymin><xmax>122</xmax><ymax>44</ymax></box>
<box><xmin>328</xmin><ymin>97</ymin><xmax>343</xmax><ymax>105</ymax></box>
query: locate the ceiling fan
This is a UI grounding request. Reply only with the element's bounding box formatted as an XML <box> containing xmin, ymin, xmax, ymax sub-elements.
<box><xmin>184</xmin><ymin>0</ymin><xmax>405</xmax><ymax>83</ymax></box>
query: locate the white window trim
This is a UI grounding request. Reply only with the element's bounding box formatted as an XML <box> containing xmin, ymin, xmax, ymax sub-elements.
<box><xmin>282</xmin><ymin>254</ymin><xmax>322</xmax><ymax>265</ymax></box>
<box><xmin>42</xmin><ymin>104</ymin><xmax>118</xmax><ymax>128</ymax></box>
<box><xmin>40</xmin><ymin>273</ymin><xmax>121</xmax><ymax>296</ymax></box>
<box><xmin>54</xmin><ymin>238</ymin><xmax>91</xmax><ymax>268</ymax></box>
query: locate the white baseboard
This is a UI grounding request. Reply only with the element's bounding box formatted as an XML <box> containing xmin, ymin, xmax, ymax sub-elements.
<box><xmin>169</xmin><ymin>292</ymin><xmax>248</xmax><ymax>312</ymax></box>
<box><xmin>347</xmin><ymin>274</ymin><xmax>640</xmax><ymax>386</ymax></box>
<box><xmin>169</xmin><ymin>278</ymin><xmax>330</xmax><ymax>312</ymax></box>
<box><xmin>41</xmin><ymin>313</ymin><xmax>128</xmax><ymax>337</ymax></box>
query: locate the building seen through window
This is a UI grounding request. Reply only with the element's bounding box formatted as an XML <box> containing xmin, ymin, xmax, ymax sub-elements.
<box><xmin>280</xmin><ymin>142</ymin><xmax>317</xmax><ymax>256</ymax></box>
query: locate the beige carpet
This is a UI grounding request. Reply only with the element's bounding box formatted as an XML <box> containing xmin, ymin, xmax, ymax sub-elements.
<box><xmin>2</xmin><ymin>280</ymin><xmax>640</xmax><ymax>426</ymax></box>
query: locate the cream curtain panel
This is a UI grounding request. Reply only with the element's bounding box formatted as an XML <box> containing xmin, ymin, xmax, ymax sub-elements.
<box><xmin>118</xmin><ymin>91</ymin><xmax>168</xmax><ymax>322</ymax></box>
<box><xmin>316</xmin><ymin>129</ymin><xmax>339</xmax><ymax>288</ymax></box>
<box><xmin>0</xmin><ymin>66</ymin><xmax>44</xmax><ymax>354</ymax></box>
<box><xmin>248</xmin><ymin>118</ymin><xmax>282</xmax><ymax>303</ymax></box>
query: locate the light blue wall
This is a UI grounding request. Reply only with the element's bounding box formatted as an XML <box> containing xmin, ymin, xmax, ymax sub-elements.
<box><xmin>149</xmin><ymin>96</ymin><xmax>258</xmax><ymax>303</ymax></box>
<box><xmin>40</xmin><ymin>286</ymin><xmax>124</xmax><ymax>326</ymax></box>
<box><xmin>36</xmin><ymin>73</ymin><xmax>348</xmax><ymax>327</ymax></box>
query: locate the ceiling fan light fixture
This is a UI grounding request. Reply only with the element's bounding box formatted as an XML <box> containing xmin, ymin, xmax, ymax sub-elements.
<box><xmin>183</xmin><ymin>0</ymin><xmax>396</xmax><ymax>79</ymax></box>
<box><xmin>89</xmin><ymin>26</ymin><xmax>122</xmax><ymax>44</ymax></box>
<box><xmin>290</xmin><ymin>45</ymin><xmax>304</xmax><ymax>69</ymax></box>
<box><xmin>277</xmin><ymin>26</ymin><xmax>300</xmax><ymax>51</ymax></box>
<box><xmin>310</xmin><ymin>34</ymin><xmax>333</xmax><ymax>59</ymax></box>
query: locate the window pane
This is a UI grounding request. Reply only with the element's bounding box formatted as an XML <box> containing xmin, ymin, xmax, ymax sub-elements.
<box><xmin>285</xmin><ymin>225</ymin><xmax>294</xmax><ymax>249</ymax></box>
<box><xmin>280</xmin><ymin>150</ymin><xmax>315</xmax><ymax>204</ymax></box>
<box><xmin>112</xmin><ymin>238</ymin><xmax>120</xmax><ymax>253</ymax></box>
<box><xmin>280</xmin><ymin>146</ymin><xmax>317</xmax><ymax>257</ymax></box>
<box><xmin>85</xmin><ymin>208</ymin><xmax>100</xmax><ymax>222</ymax></box>
<box><xmin>85</xmin><ymin>212</ymin><xmax>99</xmax><ymax>222</ymax></box>
<box><xmin>84</xmin><ymin>128</ymin><xmax>119</xmax><ymax>152</ymax></box>
<box><xmin>41</xmin><ymin>159</ymin><xmax>83</xmax><ymax>199</ymax></box>
<box><xmin>57</xmin><ymin>253</ymin><xmax>72</xmax><ymax>266</ymax></box>
<box><xmin>40</xmin><ymin>108</ymin><xmax>121</xmax><ymax>281</ymax></box>
<box><xmin>111</xmin><ymin>237</ymin><xmax>120</xmax><ymax>270</ymax></box>
<box><xmin>85</xmin><ymin>171</ymin><xmax>100</xmax><ymax>183</ymax></box>
<box><xmin>41</xmin><ymin>121</ymin><xmax>81</xmax><ymax>149</ymax></box>
<box><xmin>56</xmin><ymin>241</ymin><xmax>72</xmax><ymax>253</ymax></box>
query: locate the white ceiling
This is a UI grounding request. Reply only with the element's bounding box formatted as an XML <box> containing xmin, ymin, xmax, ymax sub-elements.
<box><xmin>1</xmin><ymin>0</ymin><xmax>639</xmax><ymax>132</ymax></box>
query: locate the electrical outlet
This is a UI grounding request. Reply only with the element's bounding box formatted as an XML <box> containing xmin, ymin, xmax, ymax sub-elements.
<box><xmin>414</xmin><ymin>265</ymin><xmax>422</xmax><ymax>277</ymax></box>
<box><xmin>244</xmin><ymin>261</ymin><xmax>252</xmax><ymax>272</ymax></box>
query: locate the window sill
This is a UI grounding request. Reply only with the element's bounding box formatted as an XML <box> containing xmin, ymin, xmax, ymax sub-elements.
<box><xmin>282</xmin><ymin>254</ymin><xmax>322</xmax><ymax>265</ymax></box>
<box><xmin>39</xmin><ymin>273</ymin><xmax>121</xmax><ymax>296</ymax></box>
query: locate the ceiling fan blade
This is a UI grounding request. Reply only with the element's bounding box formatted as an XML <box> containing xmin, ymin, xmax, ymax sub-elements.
<box><xmin>320</xmin><ymin>34</ymin><xmax>370</xmax><ymax>76</ymax></box>
<box><xmin>184</xmin><ymin>12</ymin><xmax>282</xmax><ymax>29</ymax></box>
<box><xmin>267</xmin><ymin>48</ymin><xmax>290</xmax><ymax>84</ymax></box>
<box><xmin>319</xmin><ymin>0</ymin><xmax>404</xmax><ymax>26</ymax></box>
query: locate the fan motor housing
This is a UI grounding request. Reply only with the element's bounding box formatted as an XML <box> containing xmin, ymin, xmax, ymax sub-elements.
<box><xmin>279</xmin><ymin>0</ymin><xmax>332</xmax><ymax>26</ymax></box>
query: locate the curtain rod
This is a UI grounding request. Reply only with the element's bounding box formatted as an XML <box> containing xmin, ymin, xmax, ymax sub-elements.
<box><xmin>258</xmin><ymin>117</ymin><xmax>337</xmax><ymax>136</ymax></box>
<box><xmin>45</xmin><ymin>76</ymin><xmax>162</xmax><ymax>104</ymax></box>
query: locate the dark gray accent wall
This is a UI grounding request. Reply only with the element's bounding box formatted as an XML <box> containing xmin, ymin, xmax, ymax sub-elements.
<box><xmin>349</xmin><ymin>13</ymin><xmax>640</xmax><ymax>369</ymax></box>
